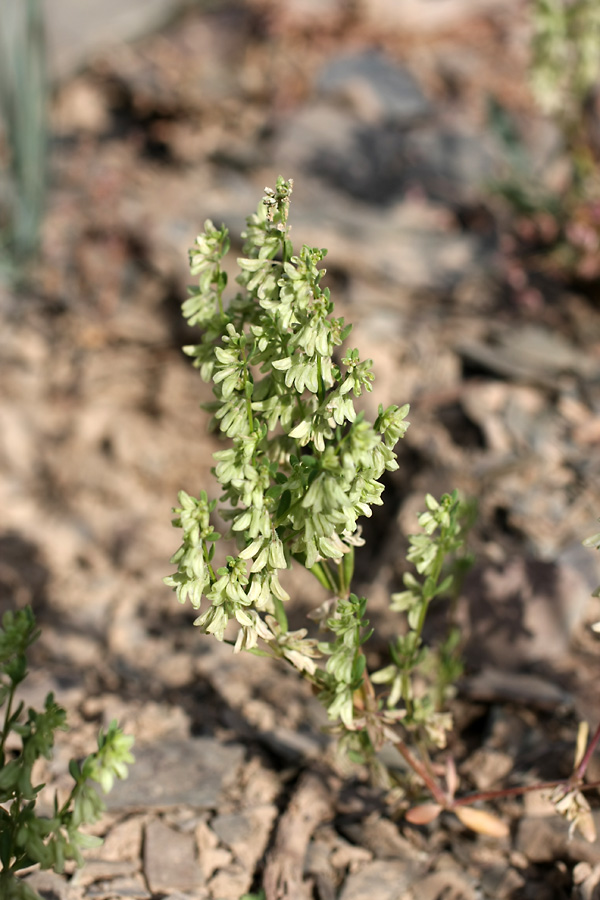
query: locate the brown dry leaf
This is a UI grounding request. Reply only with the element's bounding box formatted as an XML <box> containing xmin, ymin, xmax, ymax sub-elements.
<box><xmin>454</xmin><ymin>805</ymin><xmax>510</xmax><ymax>838</ymax></box>
<box><xmin>574</xmin><ymin>721</ymin><xmax>589</xmax><ymax>769</ymax></box>
<box><xmin>405</xmin><ymin>803</ymin><xmax>443</xmax><ymax>825</ymax></box>
<box><xmin>576</xmin><ymin>808</ymin><xmax>598</xmax><ymax>844</ymax></box>
<box><xmin>552</xmin><ymin>787</ymin><xmax>598</xmax><ymax>843</ymax></box>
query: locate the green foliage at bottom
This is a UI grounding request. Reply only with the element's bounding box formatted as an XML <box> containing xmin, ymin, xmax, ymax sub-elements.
<box><xmin>0</xmin><ymin>608</ymin><xmax>134</xmax><ymax>900</ymax></box>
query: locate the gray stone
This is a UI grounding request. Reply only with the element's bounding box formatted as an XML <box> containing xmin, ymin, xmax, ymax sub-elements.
<box><xmin>207</xmin><ymin>862</ymin><xmax>251</xmax><ymax>899</ymax></box>
<box><xmin>339</xmin><ymin>814</ymin><xmax>423</xmax><ymax>861</ymax></box>
<box><xmin>86</xmin><ymin>873</ymin><xmax>151</xmax><ymax>898</ymax></box>
<box><xmin>275</xmin><ymin>103</ymin><xmax>495</xmax><ymax>208</ymax></box>
<box><xmin>338</xmin><ymin>859</ymin><xmax>417</xmax><ymax>899</ymax></box>
<box><xmin>317</xmin><ymin>50</ymin><xmax>431</xmax><ymax>125</ymax></box>
<box><xmin>462</xmin><ymin>557</ymin><xmax>597</xmax><ymax>670</ymax></box>
<box><xmin>74</xmin><ymin>858</ymin><xmax>139</xmax><ymax>887</ymax></box>
<box><xmin>273</xmin><ymin>103</ymin><xmax>359</xmax><ymax>189</ymax></box>
<box><xmin>43</xmin><ymin>0</ymin><xmax>205</xmax><ymax>81</ymax></box>
<box><xmin>274</xmin><ymin>102</ymin><xmax>411</xmax><ymax>207</ymax></box>
<box><xmin>409</xmin><ymin>869</ymin><xmax>478</xmax><ymax>900</ymax></box>
<box><xmin>144</xmin><ymin>819</ymin><xmax>205</xmax><ymax>893</ymax></box>
<box><xmin>210</xmin><ymin>812</ymin><xmax>252</xmax><ymax>847</ymax></box>
<box><xmin>21</xmin><ymin>871</ymin><xmax>69</xmax><ymax>900</ymax></box>
<box><xmin>404</xmin><ymin>125</ymin><xmax>496</xmax><ymax>203</ymax></box>
<box><xmin>105</xmin><ymin>738</ymin><xmax>244</xmax><ymax>810</ymax></box>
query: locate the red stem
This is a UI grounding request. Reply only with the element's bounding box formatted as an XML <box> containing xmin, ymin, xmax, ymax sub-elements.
<box><xmin>393</xmin><ymin>740</ymin><xmax>447</xmax><ymax>806</ymax></box>
<box><xmin>453</xmin><ymin>777</ymin><xmax>600</xmax><ymax>808</ymax></box>
<box><xmin>453</xmin><ymin>779</ymin><xmax>565</xmax><ymax>807</ymax></box>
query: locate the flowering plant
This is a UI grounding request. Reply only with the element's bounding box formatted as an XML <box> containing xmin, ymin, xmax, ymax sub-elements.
<box><xmin>167</xmin><ymin>179</ymin><xmax>600</xmax><ymax>838</ymax></box>
<box><xmin>166</xmin><ymin>179</ymin><xmax>471</xmax><ymax>792</ymax></box>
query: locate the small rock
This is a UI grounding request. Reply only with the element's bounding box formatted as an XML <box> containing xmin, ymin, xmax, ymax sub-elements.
<box><xmin>317</xmin><ymin>50</ymin><xmax>431</xmax><ymax>125</ymax></box>
<box><xmin>207</xmin><ymin>862</ymin><xmax>252</xmax><ymax>900</ymax></box>
<box><xmin>144</xmin><ymin>819</ymin><xmax>204</xmax><ymax>894</ymax></box>
<box><xmin>460</xmin><ymin>748</ymin><xmax>521</xmax><ymax>792</ymax></box>
<box><xmin>105</xmin><ymin>738</ymin><xmax>244</xmax><ymax>811</ymax></box>
<box><xmin>21</xmin><ymin>870</ymin><xmax>69</xmax><ymax>900</ymax></box>
<box><xmin>72</xmin><ymin>858</ymin><xmax>139</xmax><ymax>887</ymax></box>
<box><xmin>211</xmin><ymin>812</ymin><xmax>252</xmax><ymax>847</ymax></box>
<box><xmin>97</xmin><ymin>815</ymin><xmax>145</xmax><ymax>862</ymax></box>
<box><xmin>480</xmin><ymin>864</ymin><xmax>526</xmax><ymax>899</ymax></box>
<box><xmin>404</xmin><ymin>125</ymin><xmax>496</xmax><ymax>204</ymax></box>
<box><xmin>196</xmin><ymin>819</ymin><xmax>233</xmax><ymax>879</ymax></box>
<box><xmin>338</xmin><ymin>859</ymin><xmax>417</xmax><ymax>900</ymax></box>
<box><xmin>162</xmin><ymin>892</ymin><xmax>210</xmax><ymax>900</ymax></box>
<box><xmin>339</xmin><ymin>812</ymin><xmax>421</xmax><ymax>861</ymax></box>
<box><xmin>405</xmin><ymin>869</ymin><xmax>478</xmax><ymax>900</ymax></box>
<box><xmin>211</xmin><ymin>805</ymin><xmax>277</xmax><ymax>869</ymax></box>
<box><xmin>462</xmin><ymin>557</ymin><xmax>594</xmax><ymax>670</ymax></box>
<box><xmin>86</xmin><ymin>873</ymin><xmax>150</xmax><ymax>898</ymax></box>
<box><xmin>458</xmin><ymin>324</ymin><xmax>600</xmax><ymax>385</ymax></box>
<box><xmin>517</xmin><ymin>813</ymin><xmax>600</xmax><ymax>866</ymax></box>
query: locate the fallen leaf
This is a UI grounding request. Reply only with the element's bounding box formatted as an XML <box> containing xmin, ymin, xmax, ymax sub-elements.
<box><xmin>405</xmin><ymin>803</ymin><xmax>442</xmax><ymax>825</ymax></box>
<box><xmin>454</xmin><ymin>805</ymin><xmax>510</xmax><ymax>837</ymax></box>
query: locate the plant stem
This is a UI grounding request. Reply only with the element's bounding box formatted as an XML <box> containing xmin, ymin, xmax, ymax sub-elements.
<box><xmin>0</xmin><ymin>680</ymin><xmax>16</xmax><ymax>758</ymax></box>
<box><xmin>241</xmin><ymin>347</ymin><xmax>254</xmax><ymax>433</ymax></box>
<box><xmin>309</xmin><ymin>561</ymin><xmax>338</xmax><ymax>594</ymax></box>
<box><xmin>392</xmin><ymin>737</ymin><xmax>447</xmax><ymax>806</ymax></box>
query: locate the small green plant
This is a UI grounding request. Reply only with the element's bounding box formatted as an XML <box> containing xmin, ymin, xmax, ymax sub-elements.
<box><xmin>166</xmin><ymin>179</ymin><xmax>600</xmax><ymax>839</ymax></box>
<box><xmin>531</xmin><ymin>0</ymin><xmax>600</xmax><ymax>131</ymax></box>
<box><xmin>487</xmin><ymin>0</ymin><xmax>600</xmax><ymax>292</ymax></box>
<box><xmin>0</xmin><ymin>607</ymin><xmax>134</xmax><ymax>900</ymax></box>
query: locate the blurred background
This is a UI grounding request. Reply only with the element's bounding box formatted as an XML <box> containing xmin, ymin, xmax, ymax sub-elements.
<box><xmin>2</xmin><ymin>2</ymin><xmax>600</xmax><ymax>892</ymax></box>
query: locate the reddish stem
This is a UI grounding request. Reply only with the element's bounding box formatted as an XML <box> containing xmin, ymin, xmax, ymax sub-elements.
<box><xmin>452</xmin><ymin>779</ymin><xmax>566</xmax><ymax>807</ymax></box>
<box><xmin>453</xmin><ymin>777</ymin><xmax>600</xmax><ymax>809</ymax></box>
<box><xmin>392</xmin><ymin>740</ymin><xmax>447</xmax><ymax>807</ymax></box>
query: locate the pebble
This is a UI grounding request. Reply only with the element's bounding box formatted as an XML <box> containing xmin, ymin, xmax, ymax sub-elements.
<box><xmin>338</xmin><ymin>859</ymin><xmax>418</xmax><ymax>900</ymax></box>
<box><xmin>105</xmin><ymin>738</ymin><xmax>245</xmax><ymax>811</ymax></box>
<box><xmin>144</xmin><ymin>819</ymin><xmax>204</xmax><ymax>894</ymax></box>
<box><xmin>317</xmin><ymin>50</ymin><xmax>431</xmax><ymax>125</ymax></box>
<box><xmin>517</xmin><ymin>813</ymin><xmax>600</xmax><ymax>866</ymax></box>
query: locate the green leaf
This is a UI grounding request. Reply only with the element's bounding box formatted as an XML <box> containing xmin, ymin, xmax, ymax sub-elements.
<box><xmin>276</xmin><ymin>489</ymin><xmax>291</xmax><ymax>519</ymax></box>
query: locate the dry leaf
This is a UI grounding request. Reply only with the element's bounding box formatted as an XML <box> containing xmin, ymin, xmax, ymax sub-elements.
<box><xmin>405</xmin><ymin>803</ymin><xmax>442</xmax><ymax>825</ymax></box>
<box><xmin>574</xmin><ymin>806</ymin><xmax>597</xmax><ymax>843</ymax></box>
<box><xmin>445</xmin><ymin>756</ymin><xmax>459</xmax><ymax>799</ymax></box>
<box><xmin>552</xmin><ymin>787</ymin><xmax>597</xmax><ymax>842</ymax></box>
<box><xmin>574</xmin><ymin>721</ymin><xmax>589</xmax><ymax>769</ymax></box>
<box><xmin>454</xmin><ymin>805</ymin><xmax>510</xmax><ymax>838</ymax></box>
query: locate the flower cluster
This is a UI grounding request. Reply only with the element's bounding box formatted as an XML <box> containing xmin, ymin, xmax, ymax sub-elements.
<box><xmin>166</xmin><ymin>178</ymin><xmax>410</xmax><ymax>666</ymax></box>
<box><xmin>317</xmin><ymin>594</ymin><xmax>371</xmax><ymax>728</ymax></box>
<box><xmin>371</xmin><ymin>491</ymin><xmax>471</xmax><ymax>749</ymax></box>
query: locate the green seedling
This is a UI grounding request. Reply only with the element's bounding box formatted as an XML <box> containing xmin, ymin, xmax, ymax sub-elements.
<box><xmin>0</xmin><ymin>608</ymin><xmax>134</xmax><ymax>899</ymax></box>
